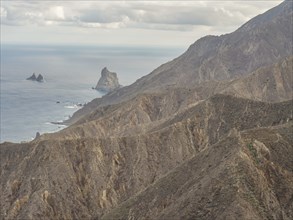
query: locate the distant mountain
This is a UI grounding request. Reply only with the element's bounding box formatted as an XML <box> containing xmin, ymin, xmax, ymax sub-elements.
<box><xmin>1</xmin><ymin>1</ymin><xmax>292</xmax><ymax>220</ymax></box>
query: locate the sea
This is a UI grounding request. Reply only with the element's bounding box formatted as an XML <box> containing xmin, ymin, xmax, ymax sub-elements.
<box><xmin>0</xmin><ymin>44</ymin><xmax>184</xmax><ymax>143</ymax></box>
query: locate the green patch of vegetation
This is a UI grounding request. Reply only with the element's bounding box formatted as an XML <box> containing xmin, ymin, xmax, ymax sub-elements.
<box><xmin>247</xmin><ymin>143</ymin><xmax>259</xmax><ymax>164</ymax></box>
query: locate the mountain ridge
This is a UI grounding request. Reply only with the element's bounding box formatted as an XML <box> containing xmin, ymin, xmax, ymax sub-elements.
<box><xmin>101</xmin><ymin>122</ymin><xmax>293</xmax><ymax>220</ymax></box>
<box><xmin>67</xmin><ymin>0</ymin><xmax>292</xmax><ymax>125</ymax></box>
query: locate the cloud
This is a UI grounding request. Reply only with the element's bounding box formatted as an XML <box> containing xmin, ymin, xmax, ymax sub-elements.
<box><xmin>46</xmin><ymin>6</ymin><xmax>65</xmax><ymax>20</ymax></box>
<box><xmin>0</xmin><ymin>1</ymin><xmax>282</xmax><ymax>31</ymax></box>
<box><xmin>1</xmin><ymin>1</ymin><xmax>283</xmax><ymax>46</ymax></box>
<box><xmin>1</xmin><ymin>7</ymin><xmax>7</xmax><ymax>18</ymax></box>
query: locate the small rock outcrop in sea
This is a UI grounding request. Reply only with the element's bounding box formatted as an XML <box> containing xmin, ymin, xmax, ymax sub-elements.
<box><xmin>26</xmin><ymin>73</ymin><xmax>44</xmax><ymax>82</ymax></box>
<box><xmin>26</xmin><ymin>73</ymin><xmax>37</xmax><ymax>81</ymax></box>
<box><xmin>35</xmin><ymin>132</ymin><xmax>40</xmax><ymax>139</ymax></box>
<box><xmin>36</xmin><ymin>74</ymin><xmax>44</xmax><ymax>82</ymax></box>
<box><xmin>95</xmin><ymin>67</ymin><xmax>121</xmax><ymax>93</ymax></box>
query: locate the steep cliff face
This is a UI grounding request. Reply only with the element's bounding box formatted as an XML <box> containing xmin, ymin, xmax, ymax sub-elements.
<box><xmin>95</xmin><ymin>67</ymin><xmax>121</xmax><ymax>93</ymax></box>
<box><xmin>1</xmin><ymin>1</ymin><xmax>293</xmax><ymax>220</ymax></box>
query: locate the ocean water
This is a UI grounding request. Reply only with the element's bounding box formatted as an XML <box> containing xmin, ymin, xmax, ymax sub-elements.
<box><xmin>1</xmin><ymin>44</ymin><xmax>184</xmax><ymax>143</ymax></box>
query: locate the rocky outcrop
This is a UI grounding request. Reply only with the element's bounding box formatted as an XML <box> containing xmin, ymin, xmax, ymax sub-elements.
<box><xmin>26</xmin><ymin>73</ymin><xmax>44</xmax><ymax>82</ymax></box>
<box><xmin>36</xmin><ymin>74</ymin><xmax>44</xmax><ymax>82</ymax></box>
<box><xmin>35</xmin><ymin>132</ymin><xmax>40</xmax><ymax>139</ymax></box>
<box><xmin>26</xmin><ymin>73</ymin><xmax>37</xmax><ymax>81</ymax></box>
<box><xmin>95</xmin><ymin>67</ymin><xmax>121</xmax><ymax>93</ymax></box>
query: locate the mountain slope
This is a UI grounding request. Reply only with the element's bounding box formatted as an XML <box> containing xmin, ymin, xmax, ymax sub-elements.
<box><xmin>137</xmin><ymin>0</ymin><xmax>292</xmax><ymax>88</ymax></box>
<box><xmin>67</xmin><ymin>55</ymin><xmax>292</xmax><ymax>130</ymax></box>
<box><xmin>1</xmin><ymin>95</ymin><xmax>292</xmax><ymax>219</ymax></box>
<box><xmin>1</xmin><ymin>1</ymin><xmax>293</xmax><ymax>220</ymax></box>
<box><xmin>67</xmin><ymin>0</ymin><xmax>292</xmax><ymax>125</ymax></box>
<box><xmin>102</xmin><ymin>123</ymin><xmax>293</xmax><ymax>220</ymax></box>
<box><xmin>220</xmin><ymin>56</ymin><xmax>293</xmax><ymax>102</ymax></box>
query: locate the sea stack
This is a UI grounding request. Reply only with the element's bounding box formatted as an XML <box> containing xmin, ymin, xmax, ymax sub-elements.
<box><xmin>95</xmin><ymin>67</ymin><xmax>121</xmax><ymax>93</ymax></box>
<box><xmin>35</xmin><ymin>132</ymin><xmax>40</xmax><ymax>139</ymax></box>
<box><xmin>26</xmin><ymin>73</ymin><xmax>37</xmax><ymax>81</ymax></box>
<box><xmin>36</xmin><ymin>74</ymin><xmax>44</xmax><ymax>82</ymax></box>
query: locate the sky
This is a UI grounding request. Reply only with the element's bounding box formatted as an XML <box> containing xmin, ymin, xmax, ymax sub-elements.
<box><xmin>0</xmin><ymin>0</ymin><xmax>282</xmax><ymax>47</ymax></box>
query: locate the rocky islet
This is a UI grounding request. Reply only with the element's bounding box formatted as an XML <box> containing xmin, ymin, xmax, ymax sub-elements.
<box><xmin>95</xmin><ymin>67</ymin><xmax>121</xmax><ymax>93</ymax></box>
<box><xmin>26</xmin><ymin>73</ymin><xmax>44</xmax><ymax>82</ymax></box>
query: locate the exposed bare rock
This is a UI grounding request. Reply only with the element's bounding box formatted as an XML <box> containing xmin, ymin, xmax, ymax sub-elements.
<box><xmin>95</xmin><ymin>67</ymin><xmax>121</xmax><ymax>93</ymax></box>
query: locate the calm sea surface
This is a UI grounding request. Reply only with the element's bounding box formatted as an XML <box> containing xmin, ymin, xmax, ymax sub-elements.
<box><xmin>1</xmin><ymin>44</ymin><xmax>184</xmax><ymax>142</ymax></box>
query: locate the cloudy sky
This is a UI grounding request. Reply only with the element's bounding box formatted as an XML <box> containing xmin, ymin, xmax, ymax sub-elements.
<box><xmin>1</xmin><ymin>0</ymin><xmax>282</xmax><ymax>47</ymax></box>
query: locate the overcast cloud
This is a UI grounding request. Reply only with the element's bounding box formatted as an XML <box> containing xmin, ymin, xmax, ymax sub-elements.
<box><xmin>0</xmin><ymin>0</ymin><xmax>282</xmax><ymax>46</ymax></box>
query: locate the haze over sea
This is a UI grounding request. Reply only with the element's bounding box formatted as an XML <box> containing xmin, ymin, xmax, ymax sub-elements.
<box><xmin>1</xmin><ymin>44</ymin><xmax>184</xmax><ymax>143</ymax></box>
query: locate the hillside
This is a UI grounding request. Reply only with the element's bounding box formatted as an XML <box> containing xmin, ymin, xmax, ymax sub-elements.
<box><xmin>1</xmin><ymin>95</ymin><xmax>292</xmax><ymax>219</ymax></box>
<box><xmin>67</xmin><ymin>0</ymin><xmax>292</xmax><ymax>124</ymax></box>
<box><xmin>102</xmin><ymin>123</ymin><xmax>293</xmax><ymax>220</ymax></box>
<box><xmin>0</xmin><ymin>1</ymin><xmax>292</xmax><ymax>220</ymax></box>
<box><xmin>220</xmin><ymin>56</ymin><xmax>293</xmax><ymax>102</ymax></box>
